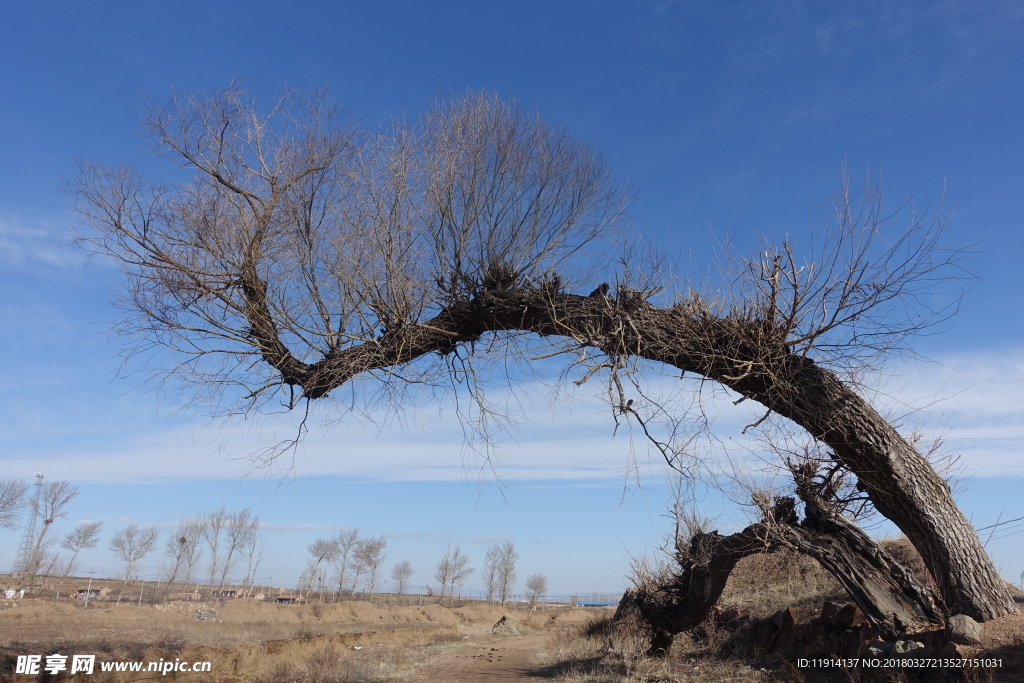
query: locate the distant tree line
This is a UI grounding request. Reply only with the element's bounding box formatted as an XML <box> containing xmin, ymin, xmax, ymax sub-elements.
<box><xmin>2</xmin><ymin>477</ymin><xmax>549</xmax><ymax>607</ymax></box>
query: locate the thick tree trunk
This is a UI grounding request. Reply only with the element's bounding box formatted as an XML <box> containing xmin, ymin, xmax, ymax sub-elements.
<box><xmin>781</xmin><ymin>491</ymin><xmax>944</xmax><ymax>638</ymax></box>
<box><xmin>614</xmin><ymin>520</ymin><xmax>779</xmax><ymax>655</ymax></box>
<box><xmin>263</xmin><ymin>287</ymin><xmax>1015</xmax><ymax>620</ymax></box>
<box><xmin>615</xmin><ymin>497</ymin><xmax>944</xmax><ymax>655</ymax></box>
<box><xmin>752</xmin><ymin>362</ymin><xmax>1016</xmax><ymax>621</ymax></box>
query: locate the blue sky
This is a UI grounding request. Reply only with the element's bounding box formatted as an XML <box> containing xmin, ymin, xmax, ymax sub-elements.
<box><xmin>1</xmin><ymin>1</ymin><xmax>1023</xmax><ymax>595</ymax></box>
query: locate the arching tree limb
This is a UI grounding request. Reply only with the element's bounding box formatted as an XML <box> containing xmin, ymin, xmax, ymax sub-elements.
<box><xmin>252</xmin><ymin>285</ymin><xmax>1012</xmax><ymax>621</ymax></box>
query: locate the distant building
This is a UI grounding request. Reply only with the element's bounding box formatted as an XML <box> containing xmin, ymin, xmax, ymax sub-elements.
<box><xmin>170</xmin><ymin>592</ymin><xmax>202</xmax><ymax>601</ymax></box>
<box><xmin>275</xmin><ymin>594</ymin><xmax>305</xmax><ymax>604</ymax></box>
<box><xmin>218</xmin><ymin>590</ymin><xmax>238</xmax><ymax>599</ymax></box>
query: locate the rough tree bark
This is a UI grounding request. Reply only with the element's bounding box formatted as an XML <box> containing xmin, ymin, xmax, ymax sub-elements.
<box><xmin>615</xmin><ymin>495</ymin><xmax>944</xmax><ymax>656</ymax></box>
<box><xmin>781</xmin><ymin>484</ymin><xmax>944</xmax><ymax>636</ymax></box>
<box><xmin>238</xmin><ymin>281</ymin><xmax>1015</xmax><ymax>621</ymax></box>
<box><xmin>613</xmin><ymin>508</ymin><xmax>786</xmax><ymax>656</ymax></box>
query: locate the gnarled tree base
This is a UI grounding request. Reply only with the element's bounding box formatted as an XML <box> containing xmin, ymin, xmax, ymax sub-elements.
<box><xmin>614</xmin><ymin>497</ymin><xmax>945</xmax><ymax>656</ymax></box>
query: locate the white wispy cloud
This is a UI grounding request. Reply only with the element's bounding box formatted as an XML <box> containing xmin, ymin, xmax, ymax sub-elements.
<box><xmin>3</xmin><ymin>352</ymin><xmax>1022</xmax><ymax>483</ymax></box>
<box><xmin>0</xmin><ymin>213</ymin><xmax>81</xmax><ymax>268</ymax></box>
<box><xmin>873</xmin><ymin>352</ymin><xmax>1024</xmax><ymax>478</ymax></box>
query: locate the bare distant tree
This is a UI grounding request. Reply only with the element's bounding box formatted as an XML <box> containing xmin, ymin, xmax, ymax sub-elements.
<box><xmin>304</xmin><ymin>536</ymin><xmax>340</xmax><ymax>599</ymax></box>
<box><xmin>496</xmin><ymin>542</ymin><xmax>518</xmax><ymax>606</ymax></box>
<box><xmin>349</xmin><ymin>540</ymin><xmax>368</xmax><ymax>598</ymax></box>
<box><xmin>0</xmin><ymin>478</ymin><xmax>28</xmax><ymax>529</ymax></box>
<box><xmin>202</xmin><ymin>508</ymin><xmax>228</xmax><ymax>596</ymax></box>
<box><xmin>524</xmin><ymin>574</ymin><xmax>547</xmax><ymax>608</ymax></box>
<box><xmin>434</xmin><ymin>543</ymin><xmax>473</xmax><ymax>607</ymax></box>
<box><xmin>332</xmin><ymin>529</ymin><xmax>359</xmax><ymax>600</ymax></box>
<box><xmin>55</xmin><ymin>521</ymin><xmax>103</xmax><ymax>599</ymax></box>
<box><xmin>241</xmin><ymin>531</ymin><xmax>266</xmax><ymax>597</ymax></box>
<box><xmin>433</xmin><ymin>544</ymin><xmax>454</xmax><ymax>603</ymax></box>
<box><xmin>180</xmin><ymin>517</ymin><xmax>205</xmax><ymax>590</ymax></box>
<box><xmin>110</xmin><ymin>523</ymin><xmax>160</xmax><ymax>605</ymax></box>
<box><xmin>22</xmin><ymin>481</ymin><xmax>80</xmax><ymax>587</ymax></box>
<box><xmin>450</xmin><ymin>549</ymin><xmax>474</xmax><ymax>604</ymax></box>
<box><xmin>391</xmin><ymin>560</ymin><xmax>413</xmax><ymax>598</ymax></box>
<box><xmin>216</xmin><ymin>508</ymin><xmax>259</xmax><ymax>598</ymax></box>
<box><xmin>299</xmin><ymin>558</ymin><xmax>319</xmax><ymax>594</ymax></box>
<box><xmin>355</xmin><ymin>536</ymin><xmax>387</xmax><ymax>600</ymax></box>
<box><xmin>162</xmin><ymin>516</ymin><xmax>204</xmax><ymax>593</ymax></box>
<box><xmin>38</xmin><ymin>549</ymin><xmax>62</xmax><ymax>579</ymax></box>
<box><xmin>480</xmin><ymin>545</ymin><xmax>501</xmax><ymax>604</ymax></box>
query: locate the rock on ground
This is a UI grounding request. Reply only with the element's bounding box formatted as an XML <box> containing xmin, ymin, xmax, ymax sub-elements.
<box><xmin>947</xmin><ymin>614</ymin><xmax>983</xmax><ymax>645</ymax></box>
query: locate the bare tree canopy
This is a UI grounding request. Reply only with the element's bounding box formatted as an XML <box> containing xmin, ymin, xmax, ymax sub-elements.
<box><xmin>332</xmin><ymin>528</ymin><xmax>359</xmax><ymax>600</ymax></box>
<box><xmin>163</xmin><ymin>515</ymin><xmax>203</xmax><ymax>590</ymax></box>
<box><xmin>434</xmin><ymin>542</ymin><xmax>473</xmax><ymax>605</ymax></box>
<box><xmin>21</xmin><ymin>480</ymin><xmax>80</xmax><ymax>586</ymax></box>
<box><xmin>391</xmin><ymin>559</ymin><xmax>413</xmax><ymax>596</ymax></box>
<box><xmin>71</xmin><ymin>84</ymin><xmax>1014</xmax><ymax>623</ymax></box>
<box><xmin>525</xmin><ymin>573</ymin><xmax>547</xmax><ymax>607</ymax></box>
<box><xmin>0</xmin><ymin>478</ymin><xmax>28</xmax><ymax>530</ymax></box>
<box><xmin>201</xmin><ymin>508</ymin><xmax>228</xmax><ymax>593</ymax></box>
<box><xmin>110</xmin><ymin>522</ymin><xmax>160</xmax><ymax>604</ymax></box>
<box><xmin>217</xmin><ymin>508</ymin><xmax>260</xmax><ymax>596</ymax></box>
<box><xmin>355</xmin><ymin>535</ymin><xmax>387</xmax><ymax>598</ymax></box>
<box><xmin>305</xmin><ymin>536</ymin><xmax>340</xmax><ymax>598</ymax></box>
<box><xmin>55</xmin><ymin>521</ymin><xmax>103</xmax><ymax>596</ymax></box>
<box><xmin>496</xmin><ymin>541</ymin><xmax>519</xmax><ymax>606</ymax></box>
<box><xmin>70</xmin><ymin>85</ymin><xmax>628</xmax><ymax>421</ymax></box>
<box><xmin>481</xmin><ymin>544</ymin><xmax>501</xmax><ymax>603</ymax></box>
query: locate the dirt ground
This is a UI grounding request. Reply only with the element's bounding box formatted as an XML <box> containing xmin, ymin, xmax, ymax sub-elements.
<box><xmin>415</xmin><ymin>632</ymin><xmax>554</xmax><ymax>682</ymax></box>
<box><xmin>0</xmin><ymin>597</ymin><xmax>603</xmax><ymax>682</ymax></box>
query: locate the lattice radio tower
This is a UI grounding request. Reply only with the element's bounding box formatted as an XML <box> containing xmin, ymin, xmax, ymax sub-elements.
<box><xmin>10</xmin><ymin>472</ymin><xmax>44</xmax><ymax>576</ymax></box>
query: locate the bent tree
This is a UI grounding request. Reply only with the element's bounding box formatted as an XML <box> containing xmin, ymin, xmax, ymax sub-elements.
<box><xmin>71</xmin><ymin>86</ymin><xmax>1016</xmax><ymax>626</ymax></box>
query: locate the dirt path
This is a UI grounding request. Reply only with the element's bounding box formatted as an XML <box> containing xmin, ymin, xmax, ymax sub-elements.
<box><xmin>414</xmin><ymin>632</ymin><xmax>554</xmax><ymax>682</ymax></box>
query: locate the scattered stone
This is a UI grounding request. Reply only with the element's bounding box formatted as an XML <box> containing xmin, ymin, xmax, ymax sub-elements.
<box><xmin>892</xmin><ymin>639</ymin><xmax>926</xmax><ymax>657</ymax></box>
<box><xmin>946</xmin><ymin>614</ymin><xmax>982</xmax><ymax>645</ymax></box>
<box><xmin>194</xmin><ymin>608</ymin><xmax>218</xmax><ymax>621</ymax></box>
<box><xmin>770</xmin><ymin>607</ymin><xmax>797</xmax><ymax>632</ymax></box>
<box><xmin>833</xmin><ymin>603</ymin><xmax>858</xmax><ymax>630</ymax></box>
<box><xmin>725</xmin><ymin>617</ymin><xmax>747</xmax><ymax>632</ymax></box>
<box><xmin>737</xmin><ymin>664</ymin><xmax>753</xmax><ymax>674</ymax></box>
<box><xmin>491</xmin><ymin>614</ymin><xmax>521</xmax><ymax>636</ymax></box>
<box><xmin>754</xmin><ymin>621</ymin><xmax>779</xmax><ymax>650</ymax></box>
<box><xmin>937</xmin><ymin>641</ymin><xmax>962</xmax><ymax>659</ymax></box>
<box><xmin>717</xmin><ymin>605</ymin><xmax>742</xmax><ymax>626</ymax></box>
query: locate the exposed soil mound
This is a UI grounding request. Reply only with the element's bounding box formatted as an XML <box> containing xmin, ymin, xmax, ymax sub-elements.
<box><xmin>492</xmin><ymin>614</ymin><xmax>522</xmax><ymax>636</ymax></box>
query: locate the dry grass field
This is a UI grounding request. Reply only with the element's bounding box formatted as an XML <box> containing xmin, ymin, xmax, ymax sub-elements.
<box><xmin>1</xmin><ymin>543</ymin><xmax>1021</xmax><ymax>682</ymax></box>
<box><xmin>0</xmin><ymin>593</ymin><xmax>600</xmax><ymax>682</ymax></box>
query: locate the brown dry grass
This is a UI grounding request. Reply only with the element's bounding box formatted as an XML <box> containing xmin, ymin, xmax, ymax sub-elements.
<box><xmin>0</xmin><ymin>598</ymin><xmax>525</xmax><ymax>682</ymax></box>
<box><xmin>0</xmin><ymin>596</ymin><xmax>599</xmax><ymax>682</ymax></box>
<box><xmin>721</xmin><ymin>548</ymin><xmax>846</xmax><ymax>620</ymax></box>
